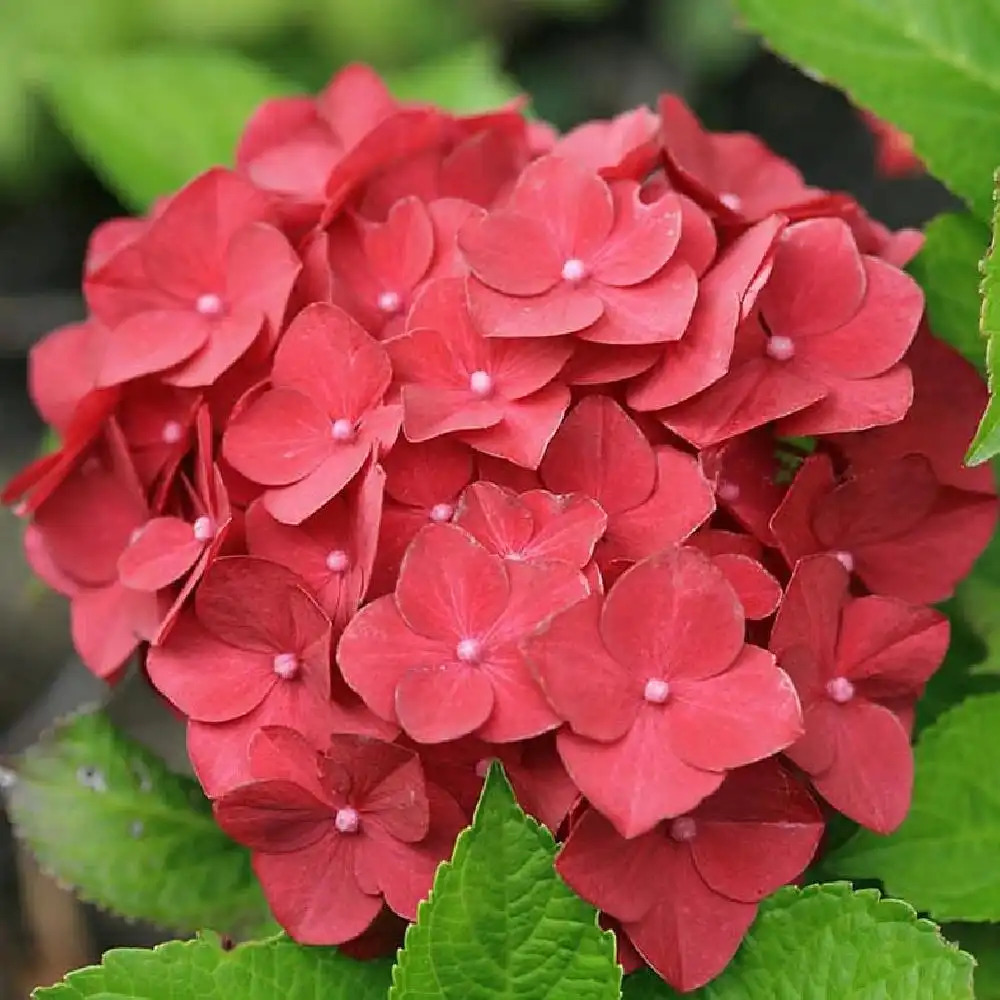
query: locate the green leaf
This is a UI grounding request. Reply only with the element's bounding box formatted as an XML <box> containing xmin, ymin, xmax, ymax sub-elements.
<box><xmin>942</xmin><ymin>924</ymin><xmax>1000</xmax><ymax>999</ymax></box>
<box><xmin>39</xmin><ymin>49</ymin><xmax>299</xmax><ymax>211</ymax></box>
<box><xmin>733</xmin><ymin>0</ymin><xmax>1000</xmax><ymax>221</ymax></box>
<box><xmin>825</xmin><ymin>694</ymin><xmax>1000</xmax><ymax>921</ymax></box>
<box><xmin>967</xmin><ymin>176</ymin><xmax>1000</xmax><ymax>464</ymax></box>
<box><xmin>908</xmin><ymin>213</ymin><xmax>989</xmax><ymax>373</ymax></box>
<box><xmin>389</xmin><ymin>763</ymin><xmax>620</xmax><ymax>1000</ymax></box>
<box><xmin>34</xmin><ymin>933</ymin><xmax>393</xmax><ymax>999</ymax></box>
<box><xmin>4</xmin><ymin>709</ymin><xmax>270</xmax><ymax>936</ymax></box>
<box><xmin>620</xmin><ymin>884</ymin><xmax>973</xmax><ymax>999</ymax></box>
<box><xmin>384</xmin><ymin>41</ymin><xmax>521</xmax><ymax>113</ymax></box>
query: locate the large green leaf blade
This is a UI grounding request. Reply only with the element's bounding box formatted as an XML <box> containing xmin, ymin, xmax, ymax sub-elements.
<box><xmin>620</xmin><ymin>884</ymin><xmax>973</xmax><ymax>999</ymax></box>
<box><xmin>34</xmin><ymin>933</ymin><xmax>393</xmax><ymax>999</ymax></box>
<box><xmin>734</xmin><ymin>0</ymin><xmax>1000</xmax><ymax>221</ymax></box>
<box><xmin>389</xmin><ymin>763</ymin><xmax>620</xmax><ymax>1000</ymax></box>
<box><xmin>40</xmin><ymin>49</ymin><xmax>299</xmax><ymax>211</ymax></box>
<box><xmin>824</xmin><ymin>694</ymin><xmax>1000</xmax><ymax>921</ymax></box>
<box><xmin>4</xmin><ymin>709</ymin><xmax>270</xmax><ymax>936</ymax></box>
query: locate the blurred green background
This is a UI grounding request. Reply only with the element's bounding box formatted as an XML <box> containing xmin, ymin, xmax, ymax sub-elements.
<box><xmin>0</xmin><ymin>0</ymin><xmax>958</xmax><ymax>995</ymax></box>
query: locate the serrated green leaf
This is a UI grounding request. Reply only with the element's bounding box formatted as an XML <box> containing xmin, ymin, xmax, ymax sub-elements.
<box><xmin>384</xmin><ymin>41</ymin><xmax>521</xmax><ymax>113</ymax></box>
<box><xmin>967</xmin><ymin>176</ymin><xmax>1000</xmax><ymax>463</ymax></box>
<box><xmin>825</xmin><ymin>694</ymin><xmax>1000</xmax><ymax>921</ymax></box>
<box><xmin>389</xmin><ymin>763</ymin><xmax>620</xmax><ymax>1000</ymax></box>
<box><xmin>4</xmin><ymin>710</ymin><xmax>270</xmax><ymax>936</ymax></box>
<box><xmin>40</xmin><ymin>49</ymin><xmax>299</xmax><ymax>211</ymax></box>
<box><xmin>34</xmin><ymin>933</ymin><xmax>392</xmax><ymax>999</ymax></box>
<box><xmin>620</xmin><ymin>883</ymin><xmax>972</xmax><ymax>999</ymax></box>
<box><xmin>942</xmin><ymin>924</ymin><xmax>1000</xmax><ymax>999</ymax></box>
<box><xmin>908</xmin><ymin>213</ymin><xmax>990</xmax><ymax>373</ymax></box>
<box><xmin>734</xmin><ymin>0</ymin><xmax>1000</xmax><ymax>221</ymax></box>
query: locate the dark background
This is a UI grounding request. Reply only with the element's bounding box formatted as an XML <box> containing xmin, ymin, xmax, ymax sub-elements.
<box><xmin>0</xmin><ymin>0</ymin><xmax>955</xmax><ymax>993</ymax></box>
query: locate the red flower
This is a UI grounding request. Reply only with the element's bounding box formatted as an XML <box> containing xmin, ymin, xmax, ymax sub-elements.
<box><xmin>27</xmin><ymin>320</ymin><xmax>101</xmax><ymax>434</ymax></box>
<box><xmin>454</xmin><ymin>481</ymin><xmax>607</xmax><ymax>571</ymax></box>
<box><xmin>689</xmin><ymin>529</ymin><xmax>782</xmax><ymax>620</ymax></box>
<box><xmin>662</xmin><ymin>218</ymin><xmax>923</xmax><ymax>448</ymax></box>
<box><xmin>387</xmin><ymin>277</ymin><xmax>571</xmax><ymax>468</ymax></box>
<box><xmin>771</xmin><ymin>452</ymin><xmax>998</xmax><ymax>604</ymax></box>
<box><xmin>459</xmin><ymin>156</ymin><xmax>698</xmax><ymax>344</ymax></box>
<box><xmin>214</xmin><ymin>726</ymin><xmax>465</xmax><ymax>944</ymax></box>
<box><xmin>87</xmin><ymin>169</ymin><xmax>301</xmax><ymax>388</ymax></box>
<box><xmin>859</xmin><ymin>110</ymin><xmax>923</xmax><ymax>178</ymax></box>
<box><xmin>371</xmin><ymin>438</ymin><xmax>476</xmax><ymax>597</ymax></box>
<box><xmin>245</xmin><ymin>460</ymin><xmax>384</xmax><ymax>628</ymax></box>
<box><xmin>770</xmin><ymin>555</ymin><xmax>949</xmax><ymax>831</ymax></box>
<box><xmin>223</xmin><ymin>302</ymin><xmax>400</xmax><ymax>523</ymax></box>
<box><xmin>555</xmin><ymin>759</ymin><xmax>823</xmax><ymax>991</ymax></box>
<box><xmin>338</xmin><ymin>523</ymin><xmax>589</xmax><ymax>743</ymax></box>
<box><xmin>524</xmin><ymin>547</ymin><xmax>803</xmax><ymax>837</ymax></box>
<box><xmin>539</xmin><ymin>397</ymin><xmax>714</xmax><ymax>576</ymax></box>
<box><xmin>659</xmin><ymin>95</ymin><xmax>818</xmax><ymax>223</ymax></box>
<box><xmin>552</xmin><ymin>107</ymin><xmax>661</xmax><ymax>181</ymax></box>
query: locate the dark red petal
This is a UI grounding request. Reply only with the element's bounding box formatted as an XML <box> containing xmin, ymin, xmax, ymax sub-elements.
<box><xmin>769</xmin><ymin>452</ymin><xmax>836</xmax><ymax>569</ymax></box>
<box><xmin>601</xmin><ymin>547</ymin><xmax>745</xmax><ymax>683</ymax></box>
<box><xmin>524</xmin><ymin>595</ymin><xmax>638</xmax><ymax>742</ymax></box>
<box><xmin>214</xmin><ymin>779</ymin><xmax>329</xmax><ymax>852</ymax></box>
<box><xmin>669</xmin><ymin>645</ymin><xmax>803</xmax><ymax>771</ymax></box>
<box><xmin>249</xmin><ymin>726</ymin><xmax>328</xmax><ymax>800</ymax></box>
<box><xmin>117</xmin><ymin>517</ymin><xmax>203</xmax><ymax>591</ymax></box>
<box><xmin>710</xmin><ymin>553</ymin><xmax>782</xmax><ymax>619</ymax></box>
<box><xmin>557</xmin><ymin>715</ymin><xmax>723</xmax><ymax>838</ymax></box>
<box><xmin>383</xmin><ymin>437</ymin><xmax>474</xmax><ymax>507</ymax></box>
<box><xmin>812</xmin><ymin>699</ymin><xmax>914</xmax><ymax>833</ymax></box>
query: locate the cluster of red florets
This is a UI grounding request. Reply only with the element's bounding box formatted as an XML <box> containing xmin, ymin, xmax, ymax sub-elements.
<box><xmin>6</xmin><ymin>66</ymin><xmax>997</xmax><ymax>991</ymax></box>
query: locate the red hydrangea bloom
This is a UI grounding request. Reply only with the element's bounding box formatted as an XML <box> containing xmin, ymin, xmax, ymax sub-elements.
<box><xmin>214</xmin><ymin>726</ymin><xmax>465</xmax><ymax>944</ymax></box>
<box><xmin>556</xmin><ymin>759</ymin><xmax>823</xmax><ymax>991</ymax></box>
<box><xmin>87</xmin><ymin>169</ymin><xmax>301</xmax><ymax>388</ymax></box>
<box><xmin>771</xmin><ymin>452</ymin><xmax>998</xmax><ymax>604</ymax></box>
<box><xmin>770</xmin><ymin>555</ymin><xmax>949</xmax><ymax>831</ymax></box>
<box><xmin>245</xmin><ymin>460</ymin><xmax>384</xmax><ymax>628</ymax></box>
<box><xmin>223</xmin><ymin>303</ymin><xmax>399</xmax><ymax>523</ymax></box>
<box><xmin>388</xmin><ymin>277</ymin><xmax>571</xmax><ymax>468</ymax></box>
<box><xmin>662</xmin><ymin>218</ymin><xmax>924</xmax><ymax>448</ymax></box>
<box><xmin>524</xmin><ymin>547</ymin><xmax>802</xmax><ymax>837</ymax></box>
<box><xmin>338</xmin><ymin>523</ymin><xmax>589</xmax><ymax>744</ymax></box>
<box><xmin>540</xmin><ymin>397</ymin><xmax>714</xmax><ymax>576</ymax></box>
<box><xmin>27</xmin><ymin>320</ymin><xmax>102</xmax><ymax>434</ymax></box>
<box><xmin>459</xmin><ymin>156</ymin><xmax>698</xmax><ymax>344</ymax></box>
<box><xmin>453</xmin><ymin>481</ymin><xmax>607</xmax><ymax>572</ymax></box>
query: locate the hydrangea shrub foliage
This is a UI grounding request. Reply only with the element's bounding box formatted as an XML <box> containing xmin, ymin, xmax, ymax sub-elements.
<box><xmin>8</xmin><ymin>3</ymin><xmax>1000</xmax><ymax>995</ymax></box>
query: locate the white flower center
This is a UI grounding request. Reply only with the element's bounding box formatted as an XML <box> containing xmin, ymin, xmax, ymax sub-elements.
<box><xmin>716</xmin><ymin>480</ymin><xmax>740</xmax><ymax>503</ymax></box>
<box><xmin>670</xmin><ymin>816</ymin><xmax>697</xmax><ymax>842</ymax></box>
<box><xmin>331</xmin><ymin>418</ymin><xmax>356</xmax><ymax>442</ymax></box>
<box><xmin>429</xmin><ymin>502</ymin><xmax>455</xmax><ymax>523</ymax></box>
<box><xmin>561</xmin><ymin>258</ymin><xmax>588</xmax><ymax>283</ymax></box>
<box><xmin>643</xmin><ymin>678</ymin><xmax>670</xmax><ymax>704</ymax></box>
<box><xmin>833</xmin><ymin>550</ymin><xmax>855</xmax><ymax>572</ymax></box>
<box><xmin>334</xmin><ymin>806</ymin><xmax>360</xmax><ymax>834</ymax></box>
<box><xmin>456</xmin><ymin>638</ymin><xmax>484</xmax><ymax>664</ymax></box>
<box><xmin>766</xmin><ymin>335</ymin><xmax>796</xmax><ymax>361</ymax></box>
<box><xmin>469</xmin><ymin>370</ymin><xmax>494</xmax><ymax>398</ymax></box>
<box><xmin>273</xmin><ymin>653</ymin><xmax>300</xmax><ymax>680</ymax></box>
<box><xmin>377</xmin><ymin>290</ymin><xmax>402</xmax><ymax>314</ymax></box>
<box><xmin>719</xmin><ymin>192</ymin><xmax>743</xmax><ymax>211</ymax></box>
<box><xmin>193</xmin><ymin>516</ymin><xmax>215</xmax><ymax>542</ymax></box>
<box><xmin>161</xmin><ymin>420</ymin><xmax>183</xmax><ymax>444</ymax></box>
<box><xmin>195</xmin><ymin>293</ymin><xmax>224</xmax><ymax>317</ymax></box>
<box><xmin>326</xmin><ymin>549</ymin><xmax>350</xmax><ymax>573</ymax></box>
<box><xmin>826</xmin><ymin>676</ymin><xmax>855</xmax><ymax>704</ymax></box>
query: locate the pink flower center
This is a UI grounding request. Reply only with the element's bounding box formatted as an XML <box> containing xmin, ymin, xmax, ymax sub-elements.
<box><xmin>331</xmin><ymin>418</ymin><xmax>356</xmax><ymax>442</ymax></box>
<box><xmin>766</xmin><ymin>335</ymin><xmax>796</xmax><ymax>361</ymax></box>
<box><xmin>475</xmin><ymin>757</ymin><xmax>496</xmax><ymax>779</ymax></box>
<box><xmin>469</xmin><ymin>370</ymin><xmax>494</xmax><ymax>398</ymax></box>
<box><xmin>273</xmin><ymin>653</ymin><xmax>300</xmax><ymax>680</ymax></box>
<box><xmin>716</xmin><ymin>480</ymin><xmax>740</xmax><ymax>502</ymax></box>
<box><xmin>195</xmin><ymin>293</ymin><xmax>225</xmax><ymax>317</ymax></box>
<box><xmin>561</xmin><ymin>258</ymin><xmax>588</xmax><ymax>283</ymax></box>
<box><xmin>161</xmin><ymin>420</ymin><xmax>183</xmax><ymax>444</ymax></box>
<box><xmin>193</xmin><ymin>516</ymin><xmax>215</xmax><ymax>542</ymax></box>
<box><xmin>429</xmin><ymin>502</ymin><xmax>455</xmax><ymax>523</ymax></box>
<box><xmin>377</xmin><ymin>290</ymin><xmax>402</xmax><ymax>314</ymax></box>
<box><xmin>129</xmin><ymin>526</ymin><xmax>145</xmax><ymax>545</ymax></box>
<box><xmin>719</xmin><ymin>192</ymin><xmax>743</xmax><ymax>211</ymax></box>
<box><xmin>334</xmin><ymin>807</ymin><xmax>360</xmax><ymax>834</ymax></box>
<box><xmin>643</xmin><ymin>678</ymin><xmax>670</xmax><ymax>704</ymax></box>
<box><xmin>826</xmin><ymin>676</ymin><xmax>855</xmax><ymax>704</ymax></box>
<box><xmin>670</xmin><ymin>816</ymin><xmax>697</xmax><ymax>842</ymax></box>
<box><xmin>456</xmin><ymin>638</ymin><xmax>484</xmax><ymax>664</ymax></box>
<box><xmin>326</xmin><ymin>549</ymin><xmax>350</xmax><ymax>573</ymax></box>
<box><xmin>833</xmin><ymin>550</ymin><xmax>855</xmax><ymax>572</ymax></box>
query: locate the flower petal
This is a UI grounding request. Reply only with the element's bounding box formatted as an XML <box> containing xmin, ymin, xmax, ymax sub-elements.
<box><xmin>117</xmin><ymin>516</ymin><xmax>203</xmax><ymax>591</ymax></box>
<box><xmin>395</xmin><ymin>663</ymin><xmax>495</xmax><ymax>743</ymax></box>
